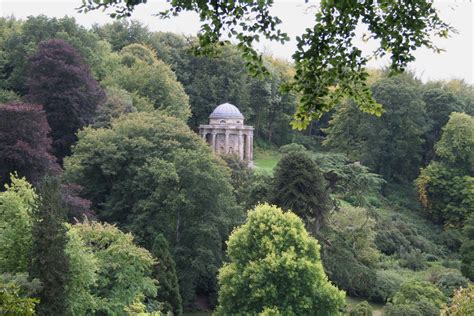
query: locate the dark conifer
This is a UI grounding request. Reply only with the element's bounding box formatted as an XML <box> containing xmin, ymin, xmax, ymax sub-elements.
<box><xmin>30</xmin><ymin>177</ymin><xmax>69</xmax><ymax>316</ymax></box>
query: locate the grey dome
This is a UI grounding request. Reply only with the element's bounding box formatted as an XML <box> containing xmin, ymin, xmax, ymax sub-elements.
<box><xmin>209</xmin><ymin>103</ymin><xmax>244</xmax><ymax>119</ymax></box>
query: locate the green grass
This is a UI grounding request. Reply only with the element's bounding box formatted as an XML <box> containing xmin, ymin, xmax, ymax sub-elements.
<box><xmin>253</xmin><ymin>147</ymin><xmax>280</xmax><ymax>175</ymax></box>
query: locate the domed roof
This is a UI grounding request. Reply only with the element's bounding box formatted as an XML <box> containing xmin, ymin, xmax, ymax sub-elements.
<box><xmin>209</xmin><ymin>102</ymin><xmax>244</xmax><ymax>119</ymax></box>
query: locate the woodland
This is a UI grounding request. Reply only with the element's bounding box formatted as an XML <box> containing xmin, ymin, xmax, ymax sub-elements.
<box><xmin>0</xmin><ymin>1</ymin><xmax>473</xmax><ymax>315</ymax></box>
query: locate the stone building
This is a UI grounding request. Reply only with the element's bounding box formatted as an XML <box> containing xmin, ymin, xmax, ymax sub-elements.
<box><xmin>199</xmin><ymin>103</ymin><xmax>254</xmax><ymax>163</ymax></box>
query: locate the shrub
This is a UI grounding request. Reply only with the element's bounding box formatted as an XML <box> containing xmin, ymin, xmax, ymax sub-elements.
<box><xmin>349</xmin><ymin>301</ymin><xmax>372</xmax><ymax>316</ymax></box>
<box><xmin>278</xmin><ymin>143</ymin><xmax>307</xmax><ymax>154</ymax></box>
<box><xmin>435</xmin><ymin>271</ymin><xmax>469</xmax><ymax>298</ymax></box>
<box><xmin>399</xmin><ymin>249</ymin><xmax>427</xmax><ymax>271</ymax></box>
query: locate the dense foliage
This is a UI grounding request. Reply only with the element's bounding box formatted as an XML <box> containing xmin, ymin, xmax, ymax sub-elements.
<box><xmin>417</xmin><ymin>113</ymin><xmax>474</xmax><ymax>225</ymax></box>
<box><xmin>0</xmin><ymin>103</ymin><xmax>57</xmax><ymax>185</ymax></box>
<box><xmin>69</xmin><ymin>220</ymin><xmax>157</xmax><ymax>314</ymax></box>
<box><xmin>27</xmin><ymin>39</ymin><xmax>105</xmax><ymax>162</ymax></box>
<box><xmin>0</xmin><ymin>175</ymin><xmax>37</xmax><ymax>273</ymax></box>
<box><xmin>272</xmin><ymin>151</ymin><xmax>331</xmax><ymax>234</ymax></box>
<box><xmin>64</xmin><ymin>111</ymin><xmax>240</xmax><ymax>307</ymax></box>
<box><xmin>324</xmin><ymin>75</ymin><xmax>428</xmax><ymax>182</ymax></box>
<box><xmin>385</xmin><ymin>281</ymin><xmax>446</xmax><ymax>316</ymax></box>
<box><xmin>441</xmin><ymin>285</ymin><xmax>474</xmax><ymax>316</ymax></box>
<box><xmin>29</xmin><ymin>177</ymin><xmax>70</xmax><ymax>315</ymax></box>
<box><xmin>461</xmin><ymin>214</ymin><xmax>474</xmax><ymax>280</ymax></box>
<box><xmin>216</xmin><ymin>204</ymin><xmax>345</xmax><ymax>315</ymax></box>
<box><xmin>0</xmin><ymin>8</ymin><xmax>472</xmax><ymax>315</ymax></box>
<box><xmin>104</xmin><ymin>43</ymin><xmax>191</xmax><ymax>120</ymax></box>
<box><xmin>80</xmin><ymin>0</ymin><xmax>452</xmax><ymax>128</ymax></box>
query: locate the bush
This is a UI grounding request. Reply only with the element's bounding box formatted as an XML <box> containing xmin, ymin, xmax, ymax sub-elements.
<box><xmin>349</xmin><ymin>301</ymin><xmax>372</xmax><ymax>316</ymax></box>
<box><xmin>399</xmin><ymin>249</ymin><xmax>427</xmax><ymax>271</ymax></box>
<box><xmin>435</xmin><ymin>271</ymin><xmax>469</xmax><ymax>297</ymax></box>
<box><xmin>386</xmin><ymin>281</ymin><xmax>446</xmax><ymax>316</ymax></box>
<box><xmin>368</xmin><ymin>270</ymin><xmax>404</xmax><ymax>303</ymax></box>
<box><xmin>278</xmin><ymin>143</ymin><xmax>307</xmax><ymax>154</ymax></box>
<box><xmin>321</xmin><ymin>237</ymin><xmax>376</xmax><ymax>298</ymax></box>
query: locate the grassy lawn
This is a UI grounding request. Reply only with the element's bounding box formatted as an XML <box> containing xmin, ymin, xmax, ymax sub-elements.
<box><xmin>253</xmin><ymin>148</ymin><xmax>280</xmax><ymax>175</ymax></box>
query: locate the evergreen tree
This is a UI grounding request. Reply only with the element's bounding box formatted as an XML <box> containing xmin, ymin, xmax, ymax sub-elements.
<box><xmin>460</xmin><ymin>214</ymin><xmax>474</xmax><ymax>281</ymax></box>
<box><xmin>151</xmin><ymin>234</ymin><xmax>182</xmax><ymax>316</ymax></box>
<box><xmin>27</xmin><ymin>39</ymin><xmax>104</xmax><ymax>162</ymax></box>
<box><xmin>30</xmin><ymin>177</ymin><xmax>69</xmax><ymax>316</ymax></box>
<box><xmin>272</xmin><ymin>151</ymin><xmax>331</xmax><ymax>234</ymax></box>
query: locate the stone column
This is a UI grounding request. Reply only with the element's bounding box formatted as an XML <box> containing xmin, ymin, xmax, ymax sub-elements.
<box><xmin>246</xmin><ymin>132</ymin><xmax>251</xmax><ymax>161</ymax></box>
<box><xmin>211</xmin><ymin>132</ymin><xmax>217</xmax><ymax>153</ymax></box>
<box><xmin>238</xmin><ymin>130</ymin><xmax>244</xmax><ymax>160</ymax></box>
<box><xmin>224</xmin><ymin>130</ymin><xmax>230</xmax><ymax>154</ymax></box>
<box><xmin>249</xmin><ymin>131</ymin><xmax>254</xmax><ymax>161</ymax></box>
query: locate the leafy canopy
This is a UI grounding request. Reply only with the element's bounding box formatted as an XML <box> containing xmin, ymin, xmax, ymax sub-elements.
<box><xmin>79</xmin><ymin>0</ymin><xmax>452</xmax><ymax>128</ymax></box>
<box><xmin>0</xmin><ymin>174</ymin><xmax>37</xmax><ymax>273</ymax></box>
<box><xmin>69</xmin><ymin>220</ymin><xmax>158</xmax><ymax>315</ymax></box>
<box><xmin>64</xmin><ymin>111</ymin><xmax>240</xmax><ymax>306</ymax></box>
<box><xmin>216</xmin><ymin>203</ymin><xmax>346</xmax><ymax>315</ymax></box>
<box><xmin>416</xmin><ymin>113</ymin><xmax>474</xmax><ymax>225</ymax></box>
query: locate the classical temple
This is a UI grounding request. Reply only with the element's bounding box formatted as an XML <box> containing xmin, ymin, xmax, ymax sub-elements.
<box><xmin>199</xmin><ymin>103</ymin><xmax>254</xmax><ymax>163</ymax></box>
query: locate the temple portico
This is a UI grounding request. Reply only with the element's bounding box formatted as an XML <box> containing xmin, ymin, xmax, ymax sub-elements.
<box><xmin>199</xmin><ymin>103</ymin><xmax>254</xmax><ymax>163</ymax></box>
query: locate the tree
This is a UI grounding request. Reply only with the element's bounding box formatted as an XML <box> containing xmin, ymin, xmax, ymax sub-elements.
<box><xmin>79</xmin><ymin>0</ymin><xmax>451</xmax><ymax>127</ymax></box>
<box><xmin>329</xmin><ymin>205</ymin><xmax>380</xmax><ymax>268</ymax></box>
<box><xmin>0</xmin><ymin>15</ymin><xmax>118</xmax><ymax>93</ymax></box>
<box><xmin>30</xmin><ymin>177</ymin><xmax>70</xmax><ymax>316</ymax></box>
<box><xmin>311</xmin><ymin>152</ymin><xmax>385</xmax><ymax>207</ymax></box>
<box><xmin>64</xmin><ymin>111</ymin><xmax>240</xmax><ymax>307</ymax></box>
<box><xmin>103</xmin><ymin>44</ymin><xmax>191</xmax><ymax>121</ymax></box>
<box><xmin>460</xmin><ymin>214</ymin><xmax>474</xmax><ymax>281</ymax></box>
<box><xmin>416</xmin><ymin>113</ymin><xmax>474</xmax><ymax>225</ymax></box>
<box><xmin>92</xmin><ymin>19</ymin><xmax>151</xmax><ymax>51</ymax></box>
<box><xmin>0</xmin><ymin>174</ymin><xmax>37</xmax><ymax>273</ymax></box>
<box><xmin>421</xmin><ymin>87</ymin><xmax>464</xmax><ymax>163</ymax></box>
<box><xmin>0</xmin><ymin>103</ymin><xmax>57</xmax><ymax>186</ymax></box>
<box><xmin>215</xmin><ymin>204</ymin><xmax>345</xmax><ymax>315</ymax></box>
<box><xmin>272</xmin><ymin>151</ymin><xmax>331</xmax><ymax>234</ymax></box>
<box><xmin>27</xmin><ymin>38</ymin><xmax>105</xmax><ymax>162</ymax></box>
<box><xmin>324</xmin><ymin>75</ymin><xmax>428</xmax><ymax>182</ymax></box>
<box><xmin>69</xmin><ymin>220</ymin><xmax>158</xmax><ymax>315</ymax></box>
<box><xmin>64</xmin><ymin>224</ymin><xmax>99</xmax><ymax>315</ymax></box>
<box><xmin>150</xmin><ymin>234</ymin><xmax>182</xmax><ymax>316</ymax></box>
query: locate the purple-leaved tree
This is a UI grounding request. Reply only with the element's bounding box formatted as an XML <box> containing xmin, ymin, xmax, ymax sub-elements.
<box><xmin>0</xmin><ymin>102</ymin><xmax>58</xmax><ymax>185</ymax></box>
<box><xmin>27</xmin><ymin>39</ymin><xmax>104</xmax><ymax>163</ymax></box>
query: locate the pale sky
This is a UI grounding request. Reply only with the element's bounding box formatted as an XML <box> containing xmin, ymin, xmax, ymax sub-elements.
<box><xmin>1</xmin><ymin>0</ymin><xmax>473</xmax><ymax>84</ymax></box>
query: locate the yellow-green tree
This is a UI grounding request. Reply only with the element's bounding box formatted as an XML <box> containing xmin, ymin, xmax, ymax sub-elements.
<box><xmin>441</xmin><ymin>285</ymin><xmax>474</xmax><ymax>316</ymax></box>
<box><xmin>216</xmin><ymin>204</ymin><xmax>345</xmax><ymax>315</ymax></box>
